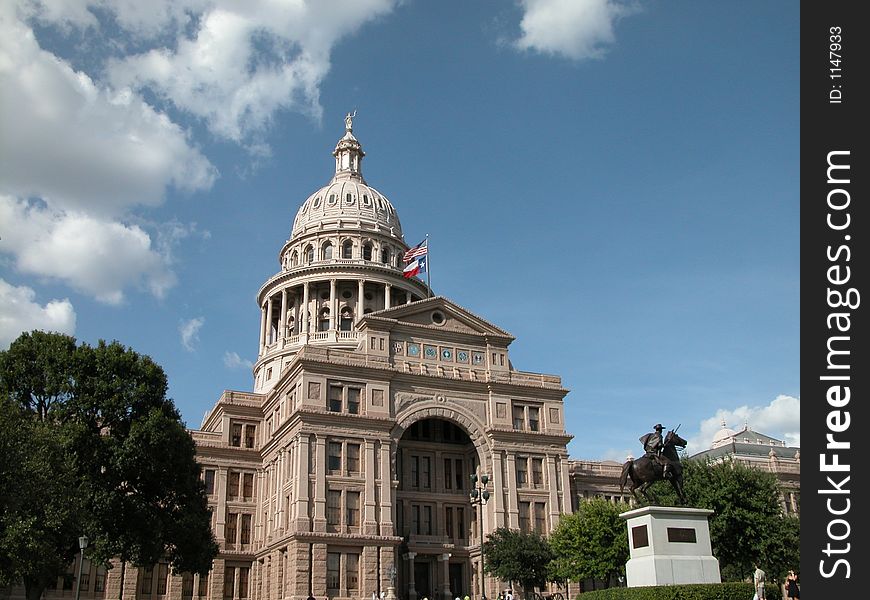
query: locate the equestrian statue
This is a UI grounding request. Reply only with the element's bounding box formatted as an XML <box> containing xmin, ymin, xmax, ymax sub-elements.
<box><xmin>620</xmin><ymin>423</ymin><xmax>688</xmax><ymax>504</ymax></box>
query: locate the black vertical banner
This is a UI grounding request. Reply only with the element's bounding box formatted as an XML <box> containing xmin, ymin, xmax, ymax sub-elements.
<box><xmin>801</xmin><ymin>3</ymin><xmax>866</xmax><ymax>598</ymax></box>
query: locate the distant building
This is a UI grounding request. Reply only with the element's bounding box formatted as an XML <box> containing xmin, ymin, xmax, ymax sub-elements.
<box><xmin>689</xmin><ymin>421</ymin><xmax>800</xmax><ymax>516</ymax></box>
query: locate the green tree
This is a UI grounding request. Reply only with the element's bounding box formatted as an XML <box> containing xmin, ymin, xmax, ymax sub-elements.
<box><xmin>482</xmin><ymin>527</ymin><xmax>554</xmax><ymax>599</ymax></box>
<box><xmin>548</xmin><ymin>499</ymin><xmax>629</xmax><ymax>588</ymax></box>
<box><xmin>0</xmin><ymin>331</ymin><xmax>218</xmax><ymax>600</ymax></box>
<box><xmin>647</xmin><ymin>457</ymin><xmax>800</xmax><ymax>586</ymax></box>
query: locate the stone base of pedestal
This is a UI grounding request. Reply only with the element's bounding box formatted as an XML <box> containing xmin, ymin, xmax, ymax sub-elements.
<box><xmin>620</xmin><ymin>506</ymin><xmax>721</xmax><ymax>587</ymax></box>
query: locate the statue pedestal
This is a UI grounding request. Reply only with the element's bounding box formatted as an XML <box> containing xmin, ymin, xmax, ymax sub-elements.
<box><xmin>386</xmin><ymin>587</ymin><xmax>397</xmax><ymax>600</ymax></box>
<box><xmin>619</xmin><ymin>506</ymin><xmax>721</xmax><ymax>587</ymax></box>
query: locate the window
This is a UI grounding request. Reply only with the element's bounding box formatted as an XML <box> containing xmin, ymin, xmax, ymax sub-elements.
<box><xmin>305</xmin><ymin>245</ymin><xmax>314</xmax><ymax>263</ymax></box>
<box><xmin>223</xmin><ymin>568</ymin><xmax>234</xmax><ymax>599</ymax></box>
<box><xmin>327</xmin><ymin>490</ymin><xmax>342</xmax><ymax>528</ymax></box>
<box><xmin>512</xmin><ymin>406</ymin><xmax>525</xmax><ymax>430</ymax></box>
<box><xmin>226</xmin><ymin>513</ymin><xmax>238</xmax><ymax>544</ymax></box>
<box><xmin>327</xmin><ymin>382</ymin><xmax>364</xmax><ymax>414</ymax></box>
<box><xmin>444</xmin><ymin>459</ymin><xmax>452</xmax><ymax>489</ymax></box>
<box><xmin>244</xmin><ymin>424</ymin><xmax>256</xmax><ymax>448</ymax></box>
<box><xmin>512</xmin><ymin>403</ymin><xmax>542</xmax><ymax>431</ymax></box>
<box><xmin>79</xmin><ymin>560</ymin><xmax>90</xmax><ymax>590</ymax></box>
<box><xmin>340</xmin><ymin>307</ymin><xmax>354</xmax><ymax>331</ymax></box>
<box><xmin>290</xmin><ymin>251</ymin><xmax>298</xmax><ymax>267</ymax></box>
<box><xmin>157</xmin><ymin>564</ymin><xmax>169</xmax><ymax>595</ymax></box>
<box><xmin>240</xmin><ymin>514</ymin><xmax>252</xmax><ymax>544</ymax></box>
<box><xmin>381</xmin><ymin>247</ymin><xmax>389</xmax><ymax>264</ymax></box>
<box><xmin>319</xmin><ymin>308</ymin><xmax>330</xmax><ymax>332</ymax></box>
<box><xmin>411</xmin><ymin>455</ymin><xmax>431</xmax><ymax>489</ymax></box>
<box><xmin>198</xmin><ymin>574</ymin><xmax>209</xmax><ymax>597</ymax></box>
<box><xmin>204</xmin><ymin>469</ymin><xmax>215</xmax><ymax>495</ymax></box>
<box><xmin>347</xmin><ymin>443</ymin><xmax>361</xmax><ymax>474</ymax></box>
<box><xmin>328</xmin><ymin>442</ymin><xmax>342</xmax><ymax>472</ymax></box>
<box><xmin>363</xmin><ymin>243</ymin><xmax>373</xmax><ymax>261</ymax></box>
<box><xmin>534</xmin><ymin>502</ymin><xmax>546</xmax><ymax>533</ymax></box>
<box><xmin>532</xmin><ymin>458</ymin><xmax>544</xmax><ymax>487</ymax></box>
<box><xmin>322</xmin><ymin>243</ymin><xmax>333</xmax><ymax>260</ymax></box>
<box><xmin>243</xmin><ymin>473</ymin><xmax>254</xmax><ymax>499</ymax></box>
<box><xmin>95</xmin><ymin>567</ymin><xmax>106</xmax><ymax>593</ymax></box>
<box><xmin>518</xmin><ymin>502</ymin><xmax>531</xmax><ymax>533</ymax></box>
<box><xmin>231</xmin><ymin>423</ymin><xmax>242</xmax><ymax>447</ymax></box>
<box><xmin>182</xmin><ymin>573</ymin><xmax>194</xmax><ymax>598</ymax></box>
<box><xmin>342</xmin><ymin>241</ymin><xmax>353</xmax><ymax>259</ymax></box>
<box><xmin>239</xmin><ymin>567</ymin><xmax>249</xmax><ymax>599</ymax></box>
<box><xmin>327</xmin><ymin>553</ymin><xmax>341</xmax><ymax>591</ymax></box>
<box><xmin>516</xmin><ymin>458</ymin><xmax>528</xmax><ymax>487</ymax></box>
<box><xmin>142</xmin><ymin>567</ymin><xmax>154</xmax><ymax>595</ymax></box>
<box><xmin>346</xmin><ymin>553</ymin><xmax>360</xmax><ymax>591</ymax></box>
<box><xmin>529</xmin><ymin>407</ymin><xmax>540</xmax><ymax>431</ymax></box>
<box><xmin>228</xmin><ymin>472</ymin><xmax>240</xmax><ymax>498</ymax></box>
<box><xmin>346</xmin><ymin>491</ymin><xmax>360</xmax><ymax>526</ymax></box>
<box><xmin>411</xmin><ymin>504</ymin><xmax>433</xmax><ymax>535</ymax></box>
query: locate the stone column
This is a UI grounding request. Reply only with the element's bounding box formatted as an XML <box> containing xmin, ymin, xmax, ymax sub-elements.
<box><xmin>302</xmin><ymin>282</ymin><xmax>310</xmax><ymax>337</ymax></box>
<box><xmin>266</xmin><ymin>296</ymin><xmax>274</xmax><ymax>345</ymax></box>
<box><xmin>546</xmin><ymin>455</ymin><xmax>560</xmax><ymax>526</ymax></box>
<box><xmin>313</xmin><ymin>435</ymin><xmax>327</xmax><ymax>531</ymax></box>
<box><xmin>385</xmin><ymin>283</ymin><xmax>392</xmax><ymax>309</ymax></box>
<box><xmin>281</xmin><ymin>289</ymin><xmax>288</xmax><ymax>340</ymax></box>
<box><xmin>329</xmin><ymin>279</ymin><xmax>337</xmax><ymax>331</ymax></box>
<box><xmin>259</xmin><ymin>305</ymin><xmax>267</xmax><ymax>352</ymax></box>
<box><xmin>379</xmin><ymin>440</ymin><xmax>394</xmax><ymax>535</ymax></box>
<box><xmin>216</xmin><ymin>467</ymin><xmax>228</xmax><ymax>539</ymax></box>
<box><xmin>296</xmin><ymin>435</ymin><xmax>311</xmax><ymax>531</ymax></box>
<box><xmin>491</xmin><ymin>451</ymin><xmax>506</xmax><ymax>528</ymax></box>
<box><xmin>364</xmin><ymin>439</ymin><xmax>378</xmax><ymax>534</ymax></box>
<box><xmin>559</xmin><ymin>457</ymin><xmax>574</xmax><ymax>514</ymax></box>
<box><xmin>439</xmin><ymin>554</ymin><xmax>452</xmax><ymax>600</ymax></box>
<box><xmin>312</xmin><ymin>544</ymin><xmax>328</xmax><ymax>598</ymax></box>
<box><xmin>406</xmin><ymin>553</ymin><xmax>417</xmax><ymax>600</ymax></box>
<box><xmin>505</xmin><ymin>452</ymin><xmax>519</xmax><ymax>529</ymax></box>
<box><xmin>358</xmin><ymin>279</ymin><xmax>365</xmax><ymax>317</ymax></box>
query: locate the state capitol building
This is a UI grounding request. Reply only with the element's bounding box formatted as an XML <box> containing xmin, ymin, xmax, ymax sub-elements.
<box><xmin>11</xmin><ymin>118</ymin><xmax>799</xmax><ymax>600</ymax></box>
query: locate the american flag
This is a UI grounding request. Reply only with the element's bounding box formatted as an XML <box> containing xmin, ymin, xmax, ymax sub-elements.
<box><xmin>402</xmin><ymin>239</ymin><xmax>428</xmax><ymax>263</ymax></box>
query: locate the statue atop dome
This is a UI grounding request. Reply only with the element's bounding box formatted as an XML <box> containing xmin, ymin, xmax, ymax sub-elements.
<box><xmin>345</xmin><ymin>110</ymin><xmax>356</xmax><ymax>132</ymax></box>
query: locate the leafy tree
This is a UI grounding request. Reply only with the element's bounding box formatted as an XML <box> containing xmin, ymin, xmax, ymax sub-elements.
<box><xmin>647</xmin><ymin>457</ymin><xmax>799</xmax><ymax>585</ymax></box>
<box><xmin>482</xmin><ymin>527</ymin><xmax>554</xmax><ymax>599</ymax></box>
<box><xmin>0</xmin><ymin>331</ymin><xmax>218</xmax><ymax>600</ymax></box>
<box><xmin>548</xmin><ymin>499</ymin><xmax>630</xmax><ymax>588</ymax></box>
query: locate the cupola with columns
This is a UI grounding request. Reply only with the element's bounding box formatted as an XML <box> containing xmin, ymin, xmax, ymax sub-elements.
<box><xmin>254</xmin><ymin>113</ymin><xmax>429</xmax><ymax>393</ymax></box>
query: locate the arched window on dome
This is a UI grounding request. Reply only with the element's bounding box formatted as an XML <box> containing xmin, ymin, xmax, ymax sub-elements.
<box><xmin>287</xmin><ymin>315</ymin><xmax>296</xmax><ymax>336</ymax></box>
<box><xmin>381</xmin><ymin>246</ymin><xmax>389</xmax><ymax>264</ymax></box>
<box><xmin>363</xmin><ymin>242</ymin><xmax>373</xmax><ymax>261</ymax></box>
<box><xmin>342</xmin><ymin>240</ymin><xmax>353</xmax><ymax>259</ymax></box>
<box><xmin>290</xmin><ymin>251</ymin><xmax>298</xmax><ymax>267</ymax></box>
<box><xmin>395</xmin><ymin>253</ymin><xmax>402</xmax><ymax>268</ymax></box>
<box><xmin>319</xmin><ymin>308</ymin><xmax>330</xmax><ymax>332</ymax></box>
<box><xmin>322</xmin><ymin>242</ymin><xmax>333</xmax><ymax>260</ymax></box>
<box><xmin>305</xmin><ymin>245</ymin><xmax>314</xmax><ymax>264</ymax></box>
<box><xmin>340</xmin><ymin>307</ymin><xmax>354</xmax><ymax>331</ymax></box>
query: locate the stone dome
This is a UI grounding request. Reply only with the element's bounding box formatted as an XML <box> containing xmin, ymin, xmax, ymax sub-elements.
<box><xmin>290</xmin><ymin>115</ymin><xmax>403</xmax><ymax>237</ymax></box>
<box><xmin>710</xmin><ymin>419</ymin><xmax>738</xmax><ymax>448</ymax></box>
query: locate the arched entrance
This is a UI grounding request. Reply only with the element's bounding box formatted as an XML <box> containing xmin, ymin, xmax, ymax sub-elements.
<box><xmin>394</xmin><ymin>416</ymin><xmax>484</xmax><ymax>600</ymax></box>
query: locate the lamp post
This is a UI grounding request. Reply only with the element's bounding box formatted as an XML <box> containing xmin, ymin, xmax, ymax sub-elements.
<box><xmin>470</xmin><ymin>473</ymin><xmax>490</xmax><ymax>600</ymax></box>
<box><xmin>74</xmin><ymin>535</ymin><xmax>89</xmax><ymax>600</ymax></box>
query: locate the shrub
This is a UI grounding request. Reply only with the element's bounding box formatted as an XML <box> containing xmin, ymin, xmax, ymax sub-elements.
<box><xmin>576</xmin><ymin>582</ymin><xmax>754</xmax><ymax>600</ymax></box>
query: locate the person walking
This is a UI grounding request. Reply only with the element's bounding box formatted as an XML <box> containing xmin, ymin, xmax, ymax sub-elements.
<box><xmin>786</xmin><ymin>570</ymin><xmax>800</xmax><ymax>599</ymax></box>
<box><xmin>753</xmin><ymin>564</ymin><xmax>766</xmax><ymax>600</ymax></box>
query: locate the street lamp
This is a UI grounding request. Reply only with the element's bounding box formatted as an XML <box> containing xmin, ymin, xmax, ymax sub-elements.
<box><xmin>74</xmin><ymin>535</ymin><xmax>89</xmax><ymax>600</ymax></box>
<box><xmin>470</xmin><ymin>473</ymin><xmax>490</xmax><ymax>600</ymax></box>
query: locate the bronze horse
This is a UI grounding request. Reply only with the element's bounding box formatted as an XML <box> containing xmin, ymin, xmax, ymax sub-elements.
<box><xmin>619</xmin><ymin>429</ymin><xmax>688</xmax><ymax>504</ymax></box>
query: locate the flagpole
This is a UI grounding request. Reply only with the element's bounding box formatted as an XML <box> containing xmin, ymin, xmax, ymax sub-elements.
<box><xmin>425</xmin><ymin>233</ymin><xmax>431</xmax><ymax>298</ymax></box>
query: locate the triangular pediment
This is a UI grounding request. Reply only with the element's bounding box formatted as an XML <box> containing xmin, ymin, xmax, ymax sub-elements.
<box><xmin>361</xmin><ymin>296</ymin><xmax>514</xmax><ymax>340</ymax></box>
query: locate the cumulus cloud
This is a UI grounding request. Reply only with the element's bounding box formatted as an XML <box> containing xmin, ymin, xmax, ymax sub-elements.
<box><xmin>690</xmin><ymin>394</ymin><xmax>801</xmax><ymax>451</ymax></box>
<box><xmin>179</xmin><ymin>317</ymin><xmax>205</xmax><ymax>351</ymax></box>
<box><xmin>100</xmin><ymin>0</ymin><xmax>400</xmax><ymax>143</ymax></box>
<box><xmin>0</xmin><ymin>196</ymin><xmax>175</xmax><ymax>304</ymax></box>
<box><xmin>224</xmin><ymin>351</ymin><xmax>254</xmax><ymax>370</ymax></box>
<box><xmin>0</xmin><ymin>279</ymin><xmax>76</xmax><ymax>348</ymax></box>
<box><xmin>513</xmin><ymin>0</ymin><xmax>638</xmax><ymax>61</ymax></box>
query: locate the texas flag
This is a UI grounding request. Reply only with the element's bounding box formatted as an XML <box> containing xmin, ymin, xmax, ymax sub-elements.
<box><xmin>403</xmin><ymin>255</ymin><xmax>427</xmax><ymax>278</ymax></box>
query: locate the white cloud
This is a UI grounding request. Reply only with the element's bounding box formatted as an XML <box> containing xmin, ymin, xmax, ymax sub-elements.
<box><xmin>180</xmin><ymin>317</ymin><xmax>205</xmax><ymax>351</ymax></box>
<box><xmin>101</xmin><ymin>0</ymin><xmax>400</xmax><ymax>143</ymax></box>
<box><xmin>689</xmin><ymin>394</ymin><xmax>801</xmax><ymax>451</ymax></box>
<box><xmin>0</xmin><ymin>279</ymin><xmax>76</xmax><ymax>349</ymax></box>
<box><xmin>223</xmin><ymin>351</ymin><xmax>254</xmax><ymax>370</ymax></box>
<box><xmin>0</xmin><ymin>196</ymin><xmax>175</xmax><ymax>304</ymax></box>
<box><xmin>0</xmin><ymin>9</ymin><xmax>217</xmax><ymax>217</ymax></box>
<box><xmin>513</xmin><ymin>0</ymin><xmax>638</xmax><ymax>61</ymax></box>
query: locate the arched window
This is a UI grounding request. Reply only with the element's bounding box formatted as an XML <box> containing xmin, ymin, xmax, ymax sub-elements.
<box><xmin>342</xmin><ymin>240</ymin><xmax>353</xmax><ymax>259</ymax></box>
<box><xmin>340</xmin><ymin>307</ymin><xmax>354</xmax><ymax>331</ymax></box>
<box><xmin>322</xmin><ymin>243</ymin><xmax>333</xmax><ymax>260</ymax></box>
<box><xmin>290</xmin><ymin>251</ymin><xmax>298</xmax><ymax>267</ymax></box>
<box><xmin>319</xmin><ymin>308</ymin><xmax>330</xmax><ymax>332</ymax></box>
<box><xmin>287</xmin><ymin>315</ymin><xmax>296</xmax><ymax>336</ymax></box>
<box><xmin>363</xmin><ymin>243</ymin><xmax>373</xmax><ymax>261</ymax></box>
<box><xmin>381</xmin><ymin>247</ymin><xmax>389</xmax><ymax>264</ymax></box>
<box><xmin>305</xmin><ymin>245</ymin><xmax>314</xmax><ymax>263</ymax></box>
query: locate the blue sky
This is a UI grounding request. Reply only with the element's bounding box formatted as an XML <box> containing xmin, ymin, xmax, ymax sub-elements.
<box><xmin>0</xmin><ymin>0</ymin><xmax>799</xmax><ymax>461</ymax></box>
